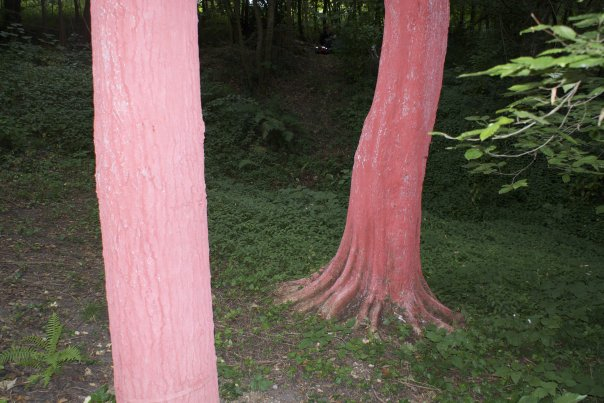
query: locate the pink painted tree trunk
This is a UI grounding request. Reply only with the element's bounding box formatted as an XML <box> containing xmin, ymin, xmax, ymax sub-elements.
<box><xmin>279</xmin><ymin>0</ymin><xmax>459</xmax><ymax>332</ymax></box>
<box><xmin>91</xmin><ymin>1</ymin><xmax>219</xmax><ymax>401</ymax></box>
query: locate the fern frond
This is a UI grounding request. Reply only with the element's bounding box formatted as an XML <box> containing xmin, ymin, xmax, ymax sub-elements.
<box><xmin>56</xmin><ymin>346</ymin><xmax>82</xmax><ymax>363</ymax></box>
<box><xmin>27</xmin><ymin>373</ymin><xmax>43</xmax><ymax>386</ymax></box>
<box><xmin>44</xmin><ymin>313</ymin><xmax>63</xmax><ymax>354</ymax></box>
<box><xmin>21</xmin><ymin>335</ymin><xmax>47</xmax><ymax>350</ymax></box>
<box><xmin>41</xmin><ymin>366</ymin><xmax>56</xmax><ymax>386</ymax></box>
<box><xmin>0</xmin><ymin>347</ymin><xmax>43</xmax><ymax>367</ymax></box>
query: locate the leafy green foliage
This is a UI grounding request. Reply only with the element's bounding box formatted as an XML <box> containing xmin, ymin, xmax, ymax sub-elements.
<box><xmin>338</xmin><ymin>20</ymin><xmax>383</xmax><ymax>81</ymax></box>
<box><xmin>88</xmin><ymin>385</ymin><xmax>117</xmax><ymax>403</ymax></box>
<box><xmin>435</xmin><ymin>13</ymin><xmax>604</xmax><ymax>204</ymax></box>
<box><xmin>203</xmin><ymin>93</ymin><xmax>311</xmax><ymax>186</ymax></box>
<box><xmin>207</xmin><ymin>178</ymin><xmax>345</xmax><ymax>290</ymax></box>
<box><xmin>0</xmin><ymin>35</ymin><xmax>93</xmax><ymax>153</ymax></box>
<box><xmin>0</xmin><ymin>313</ymin><xmax>82</xmax><ymax>386</ymax></box>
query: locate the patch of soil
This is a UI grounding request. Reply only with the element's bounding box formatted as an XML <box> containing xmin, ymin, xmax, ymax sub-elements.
<box><xmin>0</xmin><ymin>195</ymin><xmax>113</xmax><ymax>402</ymax></box>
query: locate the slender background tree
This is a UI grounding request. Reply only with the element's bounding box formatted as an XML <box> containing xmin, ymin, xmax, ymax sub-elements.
<box><xmin>278</xmin><ymin>0</ymin><xmax>460</xmax><ymax>332</ymax></box>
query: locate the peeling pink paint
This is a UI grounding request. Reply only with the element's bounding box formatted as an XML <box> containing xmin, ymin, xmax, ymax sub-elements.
<box><xmin>91</xmin><ymin>1</ymin><xmax>219</xmax><ymax>401</ymax></box>
<box><xmin>280</xmin><ymin>0</ymin><xmax>457</xmax><ymax>331</ymax></box>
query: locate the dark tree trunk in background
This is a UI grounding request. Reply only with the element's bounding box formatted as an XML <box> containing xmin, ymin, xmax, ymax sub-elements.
<box><xmin>241</xmin><ymin>0</ymin><xmax>250</xmax><ymax>36</ymax></box>
<box><xmin>222</xmin><ymin>0</ymin><xmax>242</xmax><ymax>44</ymax></box>
<box><xmin>285</xmin><ymin>0</ymin><xmax>294</xmax><ymax>37</ymax></box>
<box><xmin>297</xmin><ymin>0</ymin><xmax>304</xmax><ymax>39</ymax></box>
<box><xmin>351</xmin><ymin>0</ymin><xmax>357</xmax><ymax>20</ymax></box>
<box><xmin>4</xmin><ymin>0</ymin><xmax>21</xmax><ymax>25</ymax></box>
<box><xmin>40</xmin><ymin>0</ymin><xmax>47</xmax><ymax>29</ymax></box>
<box><xmin>232</xmin><ymin>0</ymin><xmax>243</xmax><ymax>46</ymax></box>
<box><xmin>469</xmin><ymin>0</ymin><xmax>475</xmax><ymax>32</ymax></box>
<box><xmin>58</xmin><ymin>0</ymin><xmax>66</xmax><ymax>44</ymax></box>
<box><xmin>312</xmin><ymin>0</ymin><xmax>318</xmax><ymax>32</ymax></box>
<box><xmin>230</xmin><ymin>0</ymin><xmax>251</xmax><ymax>85</ymax></box>
<box><xmin>83</xmin><ymin>0</ymin><xmax>91</xmax><ymax>41</ymax></box>
<box><xmin>456</xmin><ymin>0</ymin><xmax>465</xmax><ymax>33</ymax></box>
<box><xmin>263</xmin><ymin>0</ymin><xmax>276</xmax><ymax>73</ymax></box>
<box><xmin>73</xmin><ymin>0</ymin><xmax>81</xmax><ymax>30</ymax></box>
<box><xmin>253</xmin><ymin>0</ymin><xmax>264</xmax><ymax>83</ymax></box>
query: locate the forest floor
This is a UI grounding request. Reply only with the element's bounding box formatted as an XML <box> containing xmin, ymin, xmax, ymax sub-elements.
<box><xmin>1</xmin><ymin>42</ymin><xmax>603</xmax><ymax>402</ymax></box>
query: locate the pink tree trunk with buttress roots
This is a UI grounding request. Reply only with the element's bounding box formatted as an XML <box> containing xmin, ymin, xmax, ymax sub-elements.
<box><xmin>279</xmin><ymin>0</ymin><xmax>461</xmax><ymax>332</ymax></box>
<box><xmin>91</xmin><ymin>1</ymin><xmax>219</xmax><ymax>401</ymax></box>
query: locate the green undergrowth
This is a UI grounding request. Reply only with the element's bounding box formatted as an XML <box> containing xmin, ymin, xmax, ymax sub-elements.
<box><xmin>207</xmin><ymin>176</ymin><xmax>604</xmax><ymax>400</ymax></box>
<box><xmin>0</xmin><ymin>40</ymin><xmax>92</xmax><ymax>153</ymax></box>
<box><xmin>207</xmin><ymin>177</ymin><xmax>345</xmax><ymax>290</ymax></box>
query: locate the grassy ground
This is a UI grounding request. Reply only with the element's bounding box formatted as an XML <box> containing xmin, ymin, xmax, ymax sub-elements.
<box><xmin>0</xmin><ymin>41</ymin><xmax>603</xmax><ymax>402</ymax></box>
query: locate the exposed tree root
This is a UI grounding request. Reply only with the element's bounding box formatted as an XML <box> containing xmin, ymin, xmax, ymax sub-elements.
<box><xmin>276</xmin><ymin>242</ymin><xmax>463</xmax><ymax>334</ymax></box>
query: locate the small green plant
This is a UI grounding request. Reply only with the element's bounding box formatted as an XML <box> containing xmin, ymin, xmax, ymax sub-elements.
<box><xmin>0</xmin><ymin>313</ymin><xmax>82</xmax><ymax>386</ymax></box>
<box><xmin>82</xmin><ymin>301</ymin><xmax>107</xmax><ymax>322</ymax></box>
<box><xmin>249</xmin><ymin>374</ymin><xmax>272</xmax><ymax>391</ymax></box>
<box><xmin>88</xmin><ymin>385</ymin><xmax>116</xmax><ymax>403</ymax></box>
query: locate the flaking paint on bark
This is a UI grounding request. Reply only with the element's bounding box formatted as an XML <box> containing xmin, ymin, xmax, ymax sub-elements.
<box><xmin>91</xmin><ymin>1</ymin><xmax>219</xmax><ymax>401</ymax></box>
<box><xmin>278</xmin><ymin>0</ymin><xmax>458</xmax><ymax>332</ymax></box>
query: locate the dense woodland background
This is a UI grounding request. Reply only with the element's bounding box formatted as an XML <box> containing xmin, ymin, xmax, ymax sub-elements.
<box><xmin>0</xmin><ymin>0</ymin><xmax>603</xmax><ymax>401</ymax></box>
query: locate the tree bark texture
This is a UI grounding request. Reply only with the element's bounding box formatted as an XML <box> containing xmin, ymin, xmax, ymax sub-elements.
<box><xmin>91</xmin><ymin>1</ymin><xmax>219</xmax><ymax>401</ymax></box>
<box><xmin>278</xmin><ymin>0</ymin><xmax>458</xmax><ymax>332</ymax></box>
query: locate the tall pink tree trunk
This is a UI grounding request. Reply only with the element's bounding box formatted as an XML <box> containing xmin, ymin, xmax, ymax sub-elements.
<box><xmin>279</xmin><ymin>0</ymin><xmax>459</xmax><ymax>332</ymax></box>
<box><xmin>91</xmin><ymin>1</ymin><xmax>219</xmax><ymax>401</ymax></box>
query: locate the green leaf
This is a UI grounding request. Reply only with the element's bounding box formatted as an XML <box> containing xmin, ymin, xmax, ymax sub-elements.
<box><xmin>464</xmin><ymin>148</ymin><xmax>483</xmax><ymax>160</ymax></box>
<box><xmin>511</xmin><ymin>371</ymin><xmax>522</xmax><ymax>384</ymax></box>
<box><xmin>495</xmin><ymin>116</ymin><xmax>514</xmax><ymax>125</ymax></box>
<box><xmin>553</xmin><ymin>393</ymin><xmax>587</xmax><ymax>403</ymax></box>
<box><xmin>238</xmin><ymin>159</ymin><xmax>254</xmax><ymax>169</ymax></box>
<box><xmin>508</xmin><ymin>82</ymin><xmax>541</xmax><ymax>92</ymax></box>
<box><xmin>587</xmin><ymin>86</ymin><xmax>604</xmax><ymax>98</ymax></box>
<box><xmin>499</xmin><ymin>185</ymin><xmax>513</xmax><ymax>194</ymax></box>
<box><xmin>512</xmin><ymin>179</ymin><xmax>529</xmax><ymax>189</ymax></box>
<box><xmin>456</xmin><ymin>128</ymin><xmax>484</xmax><ymax>140</ymax></box>
<box><xmin>554</xmin><ymin>55</ymin><xmax>591</xmax><ymax>67</ymax></box>
<box><xmin>562</xmin><ymin>174</ymin><xmax>571</xmax><ymax>183</ymax></box>
<box><xmin>572</xmin><ymin>155</ymin><xmax>598</xmax><ymax>167</ymax></box>
<box><xmin>480</xmin><ymin>124</ymin><xmax>500</xmax><ymax>141</ymax></box>
<box><xmin>520</xmin><ymin>24</ymin><xmax>551</xmax><ymax>34</ymax></box>
<box><xmin>518</xmin><ymin>395</ymin><xmax>539</xmax><ymax>403</ymax></box>
<box><xmin>541</xmin><ymin>147</ymin><xmax>555</xmax><ymax>157</ymax></box>
<box><xmin>551</xmin><ymin>25</ymin><xmax>577</xmax><ymax>40</ymax></box>
<box><xmin>539</xmin><ymin>48</ymin><xmax>567</xmax><ymax>56</ymax></box>
<box><xmin>568</xmin><ymin>57</ymin><xmax>604</xmax><ymax>68</ymax></box>
<box><xmin>513</xmin><ymin>110</ymin><xmax>551</xmax><ymax>125</ymax></box>
<box><xmin>461</xmin><ymin>63</ymin><xmax>520</xmax><ymax>78</ymax></box>
<box><xmin>529</xmin><ymin>57</ymin><xmax>558</xmax><ymax>70</ymax></box>
<box><xmin>559</xmin><ymin>132</ymin><xmax>579</xmax><ymax>144</ymax></box>
<box><xmin>596</xmin><ymin>205</ymin><xmax>604</xmax><ymax>214</ymax></box>
<box><xmin>464</xmin><ymin>115</ymin><xmax>489</xmax><ymax>121</ymax></box>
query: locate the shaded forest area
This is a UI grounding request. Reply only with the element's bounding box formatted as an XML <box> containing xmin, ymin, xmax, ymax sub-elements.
<box><xmin>1</xmin><ymin>0</ymin><xmax>603</xmax><ymax>401</ymax></box>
